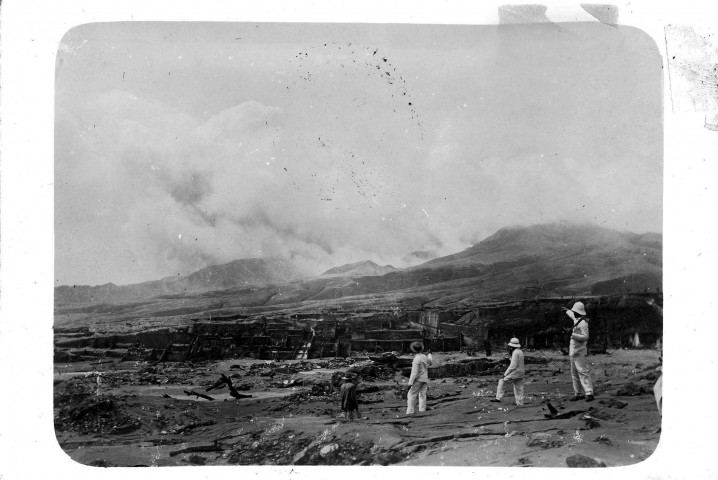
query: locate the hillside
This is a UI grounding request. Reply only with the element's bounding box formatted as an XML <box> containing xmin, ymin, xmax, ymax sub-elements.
<box><xmin>401</xmin><ymin>250</ymin><xmax>440</xmax><ymax>266</ymax></box>
<box><xmin>320</xmin><ymin>260</ymin><xmax>397</xmax><ymax>277</ymax></box>
<box><xmin>55</xmin><ymin>223</ymin><xmax>662</xmax><ymax>311</ymax></box>
<box><xmin>423</xmin><ymin>223</ymin><xmax>661</xmax><ymax>268</ymax></box>
<box><xmin>282</xmin><ymin>223</ymin><xmax>662</xmax><ymax>304</ymax></box>
<box><xmin>55</xmin><ymin>258</ymin><xmax>306</xmax><ymax>304</ymax></box>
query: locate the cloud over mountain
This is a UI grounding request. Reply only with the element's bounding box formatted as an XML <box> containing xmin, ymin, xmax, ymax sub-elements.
<box><xmin>55</xmin><ymin>23</ymin><xmax>662</xmax><ymax>286</ymax></box>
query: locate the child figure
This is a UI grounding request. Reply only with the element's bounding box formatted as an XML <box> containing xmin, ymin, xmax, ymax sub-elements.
<box><xmin>340</xmin><ymin>375</ymin><xmax>359</xmax><ymax>421</ymax></box>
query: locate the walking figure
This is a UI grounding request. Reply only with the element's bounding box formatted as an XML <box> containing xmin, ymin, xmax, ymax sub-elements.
<box><xmin>491</xmin><ymin>338</ymin><xmax>525</xmax><ymax>405</ymax></box>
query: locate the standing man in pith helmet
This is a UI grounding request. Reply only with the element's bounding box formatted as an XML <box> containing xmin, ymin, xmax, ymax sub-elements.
<box><xmin>563</xmin><ymin>301</ymin><xmax>594</xmax><ymax>402</ymax></box>
<box><xmin>490</xmin><ymin>337</ymin><xmax>525</xmax><ymax>405</ymax></box>
<box><xmin>406</xmin><ymin>341</ymin><xmax>433</xmax><ymax>415</ymax></box>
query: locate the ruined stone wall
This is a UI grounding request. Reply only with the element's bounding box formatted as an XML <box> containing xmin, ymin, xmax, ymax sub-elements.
<box><xmin>346</xmin><ymin>316</ymin><xmax>396</xmax><ymax>331</ymax></box>
<box><xmin>409</xmin><ymin>310</ymin><xmax>464</xmax><ymax>334</ymax></box>
<box><xmin>347</xmin><ymin>336</ymin><xmax>460</xmax><ymax>354</ymax></box>
<box><xmin>349</xmin><ymin>339</ymin><xmax>415</xmax><ymax>353</ymax></box>
<box><xmin>424</xmin><ymin>337</ymin><xmax>462</xmax><ymax>352</ymax></box>
<box><xmin>355</xmin><ymin>329</ymin><xmax>423</xmax><ymax>341</ymax></box>
<box><xmin>309</xmin><ymin>340</ymin><xmax>338</xmax><ymax>358</ymax></box>
<box><xmin>475</xmin><ymin>294</ymin><xmax>663</xmax><ymax>349</ymax></box>
<box><xmin>55</xmin><ymin>328</ymin><xmax>196</xmax><ymax>349</ymax></box>
<box><xmin>419</xmin><ymin>311</ymin><xmax>440</xmax><ymax>330</ymax></box>
<box><xmin>313</xmin><ymin>322</ymin><xmax>337</xmax><ymax>339</ymax></box>
<box><xmin>401</xmin><ymin>311</ymin><xmax>422</xmax><ymax>323</ymax></box>
<box><xmin>437</xmin><ymin>323</ymin><xmax>486</xmax><ymax>342</ymax></box>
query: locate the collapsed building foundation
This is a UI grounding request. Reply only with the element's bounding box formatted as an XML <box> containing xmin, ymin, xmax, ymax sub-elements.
<box><xmin>54</xmin><ymin>293</ymin><xmax>662</xmax><ymax>363</ymax></box>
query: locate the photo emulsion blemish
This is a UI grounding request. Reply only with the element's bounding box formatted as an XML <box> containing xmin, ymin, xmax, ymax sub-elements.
<box><xmin>53</xmin><ymin>21</ymin><xmax>663</xmax><ymax>467</ymax></box>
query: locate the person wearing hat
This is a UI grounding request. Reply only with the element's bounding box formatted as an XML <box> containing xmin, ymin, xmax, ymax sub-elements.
<box><xmin>563</xmin><ymin>301</ymin><xmax>594</xmax><ymax>402</ymax></box>
<box><xmin>406</xmin><ymin>341</ymin><xmax>433</xmax><ymax>415</ymax></box>
<box><xmin>340</xmin><ymin>374</ymin><xmax>359</xmax><ymax>421</ymax></box>
<box><xmin>490</xmin><ymin>338</ymin><xmax>525</xmax><ymax>405</ymax></box>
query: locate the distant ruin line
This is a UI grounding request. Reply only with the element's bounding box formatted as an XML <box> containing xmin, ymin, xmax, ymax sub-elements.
<box><xmin>54</xmin><ymin>293</ymin><xmax>663</xmax><ymax>363</ymax></box>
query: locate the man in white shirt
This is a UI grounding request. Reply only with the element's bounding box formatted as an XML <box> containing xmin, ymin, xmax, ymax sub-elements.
<box><xmin>491</xmin><ymin>338</ymin><xmax>525</xmax><ymax>405</ymax></box>
<box><xmin>406</xmin><ymin>341</ymin><xmax>433</xmax><ymax>414</ymax></box>
<box><xmin>564</xmin><ymin>301</ymin><xmax>594</xmax><ymax>402</ymax></box>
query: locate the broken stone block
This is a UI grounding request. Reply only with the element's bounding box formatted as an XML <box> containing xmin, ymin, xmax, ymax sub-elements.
<box><xmin>374</xmin><ymin>452</ymin><xmax>403</xmax><ymax>465</ymax></box>
<box><xmin>169</xmin><ymin>442</ymin><xmax>223</xmax><ymax>457</ymax></box>
<box><xmin>357</xmin><ymin>384</ymin><xmax>381</xmax><ymax>394</ymax></box>
<box><xmin>599</xmin><ymin>398</ymin><xmax>628</xmax><ymax>409</ymax></box>
<box><xmin>587</xmin><ymin>407</ymin><xmax>613</xmax><ymax>420</ymax></box>
<box><xmin>614</xmin><ymin>382</ymin><xmax>650</xmax><ymax>396</ymax></box>
<box><xmin>594</xmin><ymin>435</ymin><xmax>614</xmax><ymax>446</ymax></box>
<box><xmin>526</xmin><ymin>432</ymin><xmax>565</xmax><ymax>449</ymax></box>
<box><xmin>187</xmin><ymin>454</ymin><xmax>206</xmax><ymax>465</ymax></box>
<box><xmin>639</xmin><ymin>370</ymin><xmax>661</xmax><ymax>382</ymax></box>
<box><xmin>580</xmin><ymin>415</ymin><xmax>601</xmax><ymax>430</ymax></box>
<box><xmin>566</xmin><ymin>454</ymin><xmax>607</xmax><ymax>468</ymax></box>
<box><xmin>320</xmin><ymin>444</ymin><xmax>339</xmax><ymax>457</ymax></box>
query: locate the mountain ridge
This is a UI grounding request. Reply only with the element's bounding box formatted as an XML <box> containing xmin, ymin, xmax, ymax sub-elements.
<box><xmin>55</xmin><ymin>223</ymin><xmax>662</xmax><ymax>306</ymax></box>
<box><xmin>320</xmin><ymin>260</ymin><xmax>397</xmax><ymax>277</ymax></box>
<box><xmin>55</xmin><ymin>257</ymin><xmax>305</xmax><ymax>304</ymax></box>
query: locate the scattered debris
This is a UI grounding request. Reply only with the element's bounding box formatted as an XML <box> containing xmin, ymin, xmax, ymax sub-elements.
<box><xmin>594</xmin><ymin>435</ymin><xmax>614</xmax><ymax>446</ymax></box>
<box><xmin>543</xmin><ymin>408</ymin><xmax>586</xmax><ymax>420</ymax></box>
<box><xmin>347</xmin><ymin>362</ymin><xmax>395</xmax><ymax>381</ymax></box>
<box><xmin>55</xmin><ymin>347</ymin><xmax>662</xmax><ymax>467</ymax></box>
<box><xmin>587</xmin><ymin>408</ymin><xmax>613</xmax><ymax>420</ymax></box>
<box><xmin>187</xmin><ymin>455</ymin><xmax>206</xmax><ymax>465</ymax></box>
<box><xmin>526</xmin><ymin>432</ymin><xmax>565</xmax><ymax>449</ymax></box>
<box><xmin>274</xmin><ymin>378</ymin><xmax>303</xmax><ymax>388</ymax></box>
<box><xmin>108</xmin><ymin>419</ymin><xmax>141</xmax><ymax>435</ymax></box>
<box><xmin>169</xmin><ymin>442</ymin><xmax>223</xmax><ymax>457</ymax></box>
<box><xmin>320</xmin><ymin>444</ymin><xmax>339</xmax><ymax>457</ymax></box>
<box><xmin>614</xmin><ymin>382</ymin><xmax>651</xmax><ymax>396</ymax></box>
<box><xmin>55</xmin><ymin>394</ymin><xmax>134</xmax><ymax>435</ymax></box>
<box><xmin>599</xmin><ymin>398</ymin><xmax>628</xmax><ymax>409</ymax></box>
<box><xmin>173</xmin><ymin>420</ymin><xmax>217</xmax><ymax>434</ymax></box>
<box><xmin>206</xmin><ymin>373</ymin><xmax>253</xmax><ymax>398</ymax></box>
<box><xmin>565</xmin><ymin>454</ymin><xmax>607</xmax><ymax>468</ymax></box>
<box><xmin>184</xmin><ymin>390</ymin><xmax>215</xmax><ymax>401</ymax></box>
<box><xmin>373</xmin><ymin>452</ymin><xmax>405</xmax><ymax>465</ymax></box>
<box><xmin>579</xmin><ymin>414</ymin><xmax>601</xmax><ymax>430</ymax></box>
<box><xmin>638</xmin><ymin>369</ymin><xmax>661</xmax><ymax>382</ymax></box>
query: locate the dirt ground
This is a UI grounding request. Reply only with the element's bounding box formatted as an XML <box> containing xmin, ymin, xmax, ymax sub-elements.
<box><xmin>53</xmin><ymin>349</ymin><xmax>661</xmax><ymax>468</ymax></box>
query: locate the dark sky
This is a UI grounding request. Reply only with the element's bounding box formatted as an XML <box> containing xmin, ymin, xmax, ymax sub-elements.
<box><xmin>55</xmin><ymin>22</ymin><xmax>663</xmax><ymax>286</ymax></box>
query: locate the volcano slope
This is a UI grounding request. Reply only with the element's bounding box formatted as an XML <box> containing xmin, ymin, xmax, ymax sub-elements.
<box><xmin>55</xmin><ymin>224</ymin><xmax>662</xmax><ymax>330</ymax></box>
<box><xmin>54</xmin><ymin>349</ymin><xmax>661</xmax><ymax>468</ymax></box>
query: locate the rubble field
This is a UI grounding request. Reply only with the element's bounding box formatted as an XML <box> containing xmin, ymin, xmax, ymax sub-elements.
<box><xmin>54</xmin><ymin>349</ymin><xmax>661</xmax><ymax>467</ymax></box>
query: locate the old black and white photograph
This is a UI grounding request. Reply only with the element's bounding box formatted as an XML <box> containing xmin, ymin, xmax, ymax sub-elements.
<box><xmin>15</xmin><ymin>2</ymin><xmax>718</xmax><ymax>477</ymax></box>
<box><xmin>53</xmin><ymin>18</ymin><xmax>663</xmax><ymax>467</ymax></box>
<box><xmin>49</xmin><ymin>19</ymin><xmax>666</xmax><ymax>468</ymax></box>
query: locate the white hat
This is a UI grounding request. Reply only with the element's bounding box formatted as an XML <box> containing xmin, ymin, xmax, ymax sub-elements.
<box><xmin>571</xmin><ymin>302</ymin><xmax>587</xmax><ymax>316</ymax></box>
<box><xmin>508</xmin><ymin>338</ymin><xmax>521</xmax><ymax>348</ymax></box>
<box><xmin>410</xmin><ymin>341</ymin><xmax>424</xmax><ymax>353</ymax></box>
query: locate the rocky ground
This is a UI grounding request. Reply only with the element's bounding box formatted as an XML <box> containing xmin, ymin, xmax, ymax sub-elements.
<box><xmin>54</xmin><ymin>349</ymin><xmax>661</xmax><ymax>468</ymax></box>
